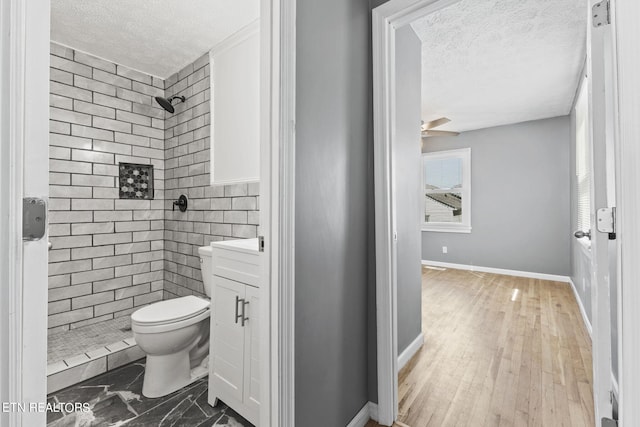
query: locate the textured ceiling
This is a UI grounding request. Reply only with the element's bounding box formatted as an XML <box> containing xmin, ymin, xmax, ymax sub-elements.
<box><xmin>411</xmin><ymin>0</ymin><xmax>586</xmax><ymax>132</ymax></box>
<box><xmin>51</xmin><ymin>0</ymin><xmax>260</xmax><ymax>79</ymax></box>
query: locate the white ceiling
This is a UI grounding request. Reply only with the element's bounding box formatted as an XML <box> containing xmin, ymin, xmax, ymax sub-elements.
<box><xmin>411</xmin><ymin>0</ymin><xmax>587</xmax><ymax>133</ymax></box>
<box><xmin>51</xmin><ymin>0</ymin><xmax>260</xmax><ymax>79</ymax></box>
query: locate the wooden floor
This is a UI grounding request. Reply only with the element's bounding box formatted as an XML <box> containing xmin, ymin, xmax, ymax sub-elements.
<box><xmin>367</xmin><ymin>267</ymin><xmax>594</xmax><ymax>427</ymax></box>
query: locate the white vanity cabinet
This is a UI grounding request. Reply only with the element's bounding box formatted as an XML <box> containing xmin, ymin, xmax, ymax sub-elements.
<box><xmin>208</xmin><ymin>238</ymin><xmax>260</xmax><ymax>426</ymax></box>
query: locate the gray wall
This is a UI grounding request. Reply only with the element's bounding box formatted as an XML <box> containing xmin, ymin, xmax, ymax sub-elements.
<box><xmin>295</xmin><ymin>0</ymin><xmax>372</xmax><ymax>424</ymax></box>
<box><xmin>395</xmin><ymin>26</ymin><xmax>423</xmax><ymax>355</ymax></box>
<box><xmin>163</xmin><ymin>54</ymin><xmax>259</xmax><ymax>299</ymax></box>
<box><xmin>422</xmin><ymin>117</ymin><xmax>571</xmax><ymax>276</ymax></box>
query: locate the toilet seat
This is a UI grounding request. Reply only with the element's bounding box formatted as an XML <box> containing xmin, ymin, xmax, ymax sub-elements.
<box><xmin>132</xmin><ymin>296</ymin><xmax>210</xmax><ymax>333</ymax></box>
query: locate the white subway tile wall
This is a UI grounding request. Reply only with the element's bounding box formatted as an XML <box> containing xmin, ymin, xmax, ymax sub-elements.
<box><xmin>163</xmin><ymin>53</ymin><xmax>259</xmax><ymax>299</ymax></box>
<box><xmin>48</xmin><ymin>43</ymin><xmax>165</xmax><ymax>334</ymax></box>
<box><xmin>48</xmin><ymin>44</ymin><xmax>259</xmax><ymax>332</ymax></box>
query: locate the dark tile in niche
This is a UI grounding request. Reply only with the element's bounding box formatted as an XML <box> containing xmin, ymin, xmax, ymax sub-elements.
<box><xmin>119</xmin><ymin>162</ymin><xmax>154</xmax><ymax>200</ymax></box>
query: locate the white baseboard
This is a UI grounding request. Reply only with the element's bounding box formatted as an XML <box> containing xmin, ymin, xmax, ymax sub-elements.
<box><xmin>398</xmin><ymin>333</ymin><xmax>423</xmax><ymax>371</ymax></box>
<box><xmin>568</xmin><ymin>278</ymin><xmax>593</xmax><ymax>338</ymax></box>
<box><xmin>347</xmin><ymin>401</ymin><xmax>377</xmax><ymax>427</ymax></box>
<box><xmin>421</xmin><ymin>260</ymin><xmax>570</xmax><ymax>283</ymax></box>
<box><xmin>368</xmin><ymin>402</ymin><xmax>378</xmax><ymax>422</ymax></box>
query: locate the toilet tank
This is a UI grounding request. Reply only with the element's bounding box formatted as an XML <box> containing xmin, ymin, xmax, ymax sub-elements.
<box><xmin>198</xmin><ymin>246</ymin><xmax>214</xmax><ymax>297</ymax></box>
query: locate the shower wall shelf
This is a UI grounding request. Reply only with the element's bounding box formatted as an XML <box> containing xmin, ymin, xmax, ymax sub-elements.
<box><xmin>119</xmin><ymin>163</ymin><xmax>154</xmax><ymax>200</ymax></box>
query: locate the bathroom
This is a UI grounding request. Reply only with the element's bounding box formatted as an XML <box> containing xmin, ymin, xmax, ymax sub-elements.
<box><xmin>46</xmin><ymin>1</ymin><xmax>262</xmax><ymax>425</ymax></box>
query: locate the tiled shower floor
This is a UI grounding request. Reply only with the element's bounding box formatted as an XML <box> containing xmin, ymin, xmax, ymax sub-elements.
<box><xmin>48</xmin><ymin>317</ymin><xmax>133</xmax><ymax>364</ymax></box>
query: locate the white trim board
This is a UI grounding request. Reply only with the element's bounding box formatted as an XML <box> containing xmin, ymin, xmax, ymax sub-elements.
<box><xmin>346</xmin><ymin>402</ymin><xmax>373</xmax><ymax>427</ymax></box>
<box><xmin>614</xmin><ymin>0</ymin><xmax>640</xmax><ymax>424</ymax></box>
<box><xmin>569</xmin><ymin>278</ymin><xmax>593</xmax><ymax>338</ymax></box>
<box><xmin>398</xmin><ymin>333</ymin><xmax>423</xmax><ymax>371</ymax></box>
<box><xmin>2</xmin><ymin>0</ymin><xmax>50</xmax><ymax>425</ymax></box>
<box><xmin>368</xmin><ymin>402</ymin><xmax>379</xmax><ymax>422</ymax></box>
<box><xmin>346</xmin><ymin>402</ymin><xmax>379</xmax><ymax>427</ymax></box>
<box><xmin>421</xmin><ymin>260</ymin><xmax>571</xmax><ymax>283</ymax></box>
<box><xmin>259</xmin><ymin>0</ymin><xmax>296</xmax><ymax>425</ymax></box>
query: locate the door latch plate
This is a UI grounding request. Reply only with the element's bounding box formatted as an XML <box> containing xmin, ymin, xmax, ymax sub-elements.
<box><xmin>23</xmin><ymin>197</ymin><xmax>47</xmax><ymax>241</ymax></box>
<box><xmin>596</xmin><ymin>207</ymin><xmax>616</xmax><ymax>239</ymax></box>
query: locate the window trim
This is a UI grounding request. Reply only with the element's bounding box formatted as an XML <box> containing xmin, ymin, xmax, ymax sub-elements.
<box><xmin>421</xmin><ymin>147</ymin><xmax>471</xmax><ymax>233</ymax></box>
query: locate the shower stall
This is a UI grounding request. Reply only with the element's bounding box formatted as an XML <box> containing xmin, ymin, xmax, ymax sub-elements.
<box><xmin>46</xmin><ymin>43</ymin><xmax>260</xmax><ymax>392</ymax></box>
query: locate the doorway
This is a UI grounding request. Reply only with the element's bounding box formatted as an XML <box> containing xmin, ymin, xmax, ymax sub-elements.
<box><xmin>372</xmin><ymin>0</ymin><xmax>625</xmax><ymax>425</ymax></box>
<box><xmin>0</xmin><ymin>0</ymin><xmax>295</xmax><ymax>425</ymax></box>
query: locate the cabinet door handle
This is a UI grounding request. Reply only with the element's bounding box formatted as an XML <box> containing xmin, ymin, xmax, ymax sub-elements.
<box><xmin>241</xmin><ymin>300</ymin><xmax>250</xmax><ymax>327</ymax></box>
<box><xmin>235</xmin><ymin>296</ymin><xmax>244</xmax><ymax>324</ymax></box>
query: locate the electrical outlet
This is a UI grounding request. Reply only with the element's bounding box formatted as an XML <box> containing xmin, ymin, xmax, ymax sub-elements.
<box><xmin>442</xmin><ymin>246</ymin><xmax>448</xmax><ymax>254</ymax></box>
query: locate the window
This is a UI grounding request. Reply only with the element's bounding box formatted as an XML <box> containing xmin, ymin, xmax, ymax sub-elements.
<box><xmin>422</xmin><ymin>148</ymin><xmax>471</xmax><ymax>233</ymax></box>
<box><xmin>575</xmin><ymin>77</ymin><xmax>590</xmax><ymax>244</ymax></box>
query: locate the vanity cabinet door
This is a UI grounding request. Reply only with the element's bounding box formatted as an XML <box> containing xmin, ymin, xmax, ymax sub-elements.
<box><xmin>211</xmin><ymin>276</ymin><xmax>246</xmax><ymax>403</ymax></box>
<box><xmin>243</xmin><ymin>284</ymin><xmax>260</xmax><ymax>420</ymax></box>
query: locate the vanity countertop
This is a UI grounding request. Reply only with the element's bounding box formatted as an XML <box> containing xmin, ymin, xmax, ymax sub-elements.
<box><xmin>210</xmin><ymin>238</ymin><xmax>259</xmax><ymax>255</ymax></box>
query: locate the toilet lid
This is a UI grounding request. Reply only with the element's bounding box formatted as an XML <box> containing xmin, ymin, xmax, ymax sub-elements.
<box><xmin>131</xmin><ymin>295</ymin><xmax>210</xmax><ymax>325</ymax></box>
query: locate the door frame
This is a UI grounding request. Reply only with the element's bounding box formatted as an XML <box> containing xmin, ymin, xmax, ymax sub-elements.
<box><xmin>587</xmin><ymin>0</ymin><xmax>614</xmax><ymax>420</ymax></box>
<box><xmin>612</xmin><ymin>1</ymin><xmax>640</xmax><ymax>424</ymax></box>
<box><xmin>372</xmin><ymin>0</ymin><xmax>640</xmax><ymax>425</ymax></box>
<box><xmin>372</xmin><ymin>1</ymin><xmax>462</xmax><ymax>424</ymax></box>
<box><xmin>1</xmin><ymin>1</ymin><xmax>296</xmax><ymax>426</ymax></box>
<box><xmin>260</xmin><ymin>0</ymin><xmax>296</xmax><ymax>425</ymax></box>
<box><xmin>1</xmin><ymin>0</ymin><xmax>50</xmax><ymax>425</ymax></box>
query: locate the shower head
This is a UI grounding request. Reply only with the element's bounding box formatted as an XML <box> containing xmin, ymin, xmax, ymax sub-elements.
<box><xmin>154</xmin><ymin>95</ymin><xmax>186</xmax><ymax>114</ymax></box>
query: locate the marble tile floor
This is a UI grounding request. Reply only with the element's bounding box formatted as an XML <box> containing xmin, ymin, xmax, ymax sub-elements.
<box><xmin>47</xmin><ymin>360</ymin><xmax>254</xmax><ymax>427</ymax></box>
<box><xmin>48</xmin><ymin>317</ymin><xmax>133</xmax><ymax>364</ymax></box>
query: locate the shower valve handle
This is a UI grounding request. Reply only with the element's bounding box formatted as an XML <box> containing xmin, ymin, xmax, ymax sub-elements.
<box><xmin>172</xmin><ymin>195</ymin><xmax>188</xmax><ymax>212</ymax></box>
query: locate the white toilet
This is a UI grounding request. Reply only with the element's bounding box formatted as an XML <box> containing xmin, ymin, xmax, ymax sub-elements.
<box><xmin>131</xmin><ymin>245</ymin><xmax>213</xmax><ymax>398</ymax></box>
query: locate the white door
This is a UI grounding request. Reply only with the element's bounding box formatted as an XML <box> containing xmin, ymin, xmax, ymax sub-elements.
<box><xmin>211</xmin><ymin>276</ymin><xmax>246</xmax><ymax>402</ymax></box>
<box><xmin>584</xmin><ymin>0</ymin><xmax>617</xmax><ymax>423</ymax></box>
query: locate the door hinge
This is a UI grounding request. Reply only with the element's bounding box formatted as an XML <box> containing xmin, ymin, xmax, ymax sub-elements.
<box><xmin>258</xmin><ymin>235</ymin><xmax>265</xmax><ymax>252</ymax></box>
<box><xmin>602</xmin><ymin>417</ymin><xmax>617</xmax><ymax>427</ymax></box>
<box><xmin>592</xmin><ymin>0</ymin><xmax>611</xmax><ymax>27</ymax></box>
<box><xmin>596</xmin><ymin>207</ymin><xmax>616</xmax><ymax>239</ymax></box>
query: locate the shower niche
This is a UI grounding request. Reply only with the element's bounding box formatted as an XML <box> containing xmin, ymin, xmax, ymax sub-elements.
<box><xmin>119</xmin><ymin>162</ymin><xmax>154</xmax><ymax>200</ymax></box>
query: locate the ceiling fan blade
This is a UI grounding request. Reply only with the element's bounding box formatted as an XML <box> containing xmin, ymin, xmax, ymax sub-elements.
<box><xmin>423</xmin><ymin>117</ymin><xmax>451</xmax><ymax>130</ymax></box>
<box><xmin>421</xmin><ymin>130</ymin><xmax>460</xmax><ymax>138</ymax></box>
